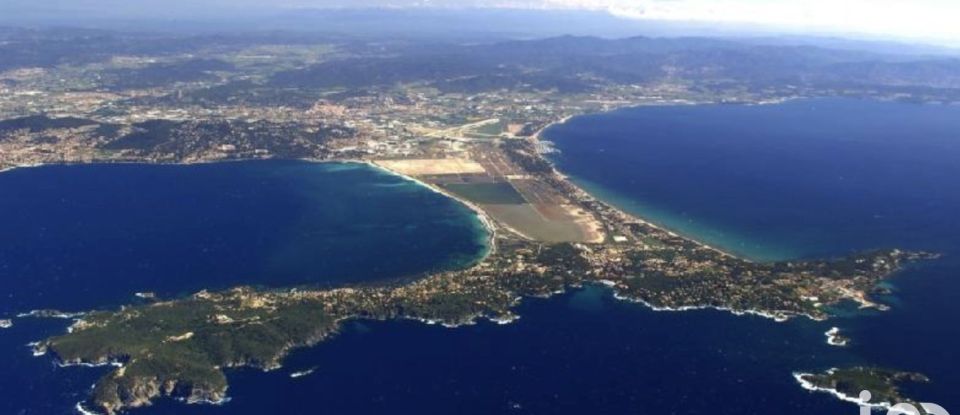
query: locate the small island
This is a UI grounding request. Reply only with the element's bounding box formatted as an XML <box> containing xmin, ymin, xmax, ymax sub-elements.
<box><xmin>795</xmin><ymin>367</ymin><xmax>930</xmax><ymax>410</ymax></box>
<box><xmin>825</xmin><ymin>327</ymin><xmax>850</xmax><ymax>347</ymax></box>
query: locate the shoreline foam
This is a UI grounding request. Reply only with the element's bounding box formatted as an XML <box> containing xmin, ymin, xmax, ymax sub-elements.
<box><xmin>289</xmin><ymin>367</ymin><xmax>317</xmax><ymax>379</ymax></box>
<box><xmin>16</xmin><ymin>309</ymin><xmax>87</xmax><ymax>319</ymax></box>
<box><xmin>75</xmin><ymin>401</ymin><xmax>102</xmax><ymax>415</ymax></box>
<box><xmin>611</xmin><ymin>291</ymin><xmax>798</xmax><ymax>323</ymax></box>
<box><xmin>793</xmin><ymin>371</ymin><xmax>900</xmax><ymax>412</ymax></box>
<box><xmin>825</xmin><ymin>327</ymin><xmax>849</xmax><ymax>347</ymax></box>
<box><xmin>27</xmin><ymin>341</ymin><xmax>47</xmax><ymax>357</ymax></box>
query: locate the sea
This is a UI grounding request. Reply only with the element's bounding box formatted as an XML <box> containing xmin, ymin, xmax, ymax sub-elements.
<box><xmin>1</xmin><ymin>98</ymin><xmax>958</xmax><ymax>414</ymax></box>
<box><xmin>0</xmin><ymin>161</ymin><xmax>488</xmax><ymax>414</ymax></box>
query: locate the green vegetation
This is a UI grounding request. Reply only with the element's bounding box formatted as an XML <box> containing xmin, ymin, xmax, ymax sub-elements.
<box><xmin>42</xmin><ymin>229</ymin><xmax>934</xmax><ymax>413</ymax></box>
<box><xmin>99</xmin><ymin>58</ymin><xmax>234</xmax><ymax>90</ymax></box>
<box><xmin>99</xmin><ymin>119</ymin><xmax>355</xmax><ymax>160</ymax></box>
<box><xmin>47</xmin><ymin>290</ymin><xmax>339</xmax><ymax>413</ymax></box>
<box><xmin>0</xmin><ymin>115</ymin><xmax>97</xmax><ymax>134</ymax></box>
<box><xmin>465</xmin><ymin>119</ymin><xmax>506</xmax><ymax>138</ymax></box>
<box><xmin>799</xmin><ymin>367</ymin><xmax>930</xmax><ymax>407</ymax></box>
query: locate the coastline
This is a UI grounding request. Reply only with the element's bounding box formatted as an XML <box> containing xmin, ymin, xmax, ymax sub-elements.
<box><xmin>825</xmin><ymin>327</ymin><xmax>849</xmax><ymax>347</ymax></box>
<box><xmin>0</xmin><ymin>162</ymin><xmax>46</xmax><ymax>174</ymax></box>
<box><xmin>790</xmin><ymin>371</ymin><xmax>923</xmax><ymax>414</ymax></box>
<box><xmin>793</xmin><ymin>371</ymin><xmax>892</xmax><ymax>410</ymax></box>
<box><xmin>75</xmin><ymin>402</ymin><xmax>101</xmax><ymax>415</ymax></box>
<box><xmin>362</xmin><ymin>159</ymin><xmax>499</xmax><ymax>258</ymax></box>
<box><xmin>528</xmin><ymin>112</ymin><xmax>858</xmax><ymax>324</ymax></box>
<box><xmin>611</xmin><ymin>291</ymin><xmax>796</xmax><ymax>323</ymax></box>
<box><xmin>0</xmin><ymin>158</ymin><xmax>498</xmax><ymax>262</ymax></box>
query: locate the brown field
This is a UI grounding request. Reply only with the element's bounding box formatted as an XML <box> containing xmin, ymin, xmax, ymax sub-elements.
<box><xmin>483</xmin><ymin>204</ymin><xmax>590</xmax><ymax>243</ymax></box>
<box><xmin>379</xmin><ymin>147</ymin><xmax>605</xmax><ymax>243</ymax></box>
<box><xmin>374</xmin><ymin>158</ymin><xmax>487</xmax><ymax>176</ymax></box>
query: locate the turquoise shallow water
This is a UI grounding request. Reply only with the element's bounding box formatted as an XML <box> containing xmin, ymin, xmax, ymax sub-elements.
<box><xmin>548</xmin><ymin>99</ymin><xmax>960</xmax><ymax>262</ymax></box>
<box><xmin>568</xmin><ymin>174</ymin><xmax>798</xmax><ymax>261</ymax></box>
<box><xmin>0</xmin><ymin>160</ymin><xmax>489</xmax><ymax>315</ymax></box>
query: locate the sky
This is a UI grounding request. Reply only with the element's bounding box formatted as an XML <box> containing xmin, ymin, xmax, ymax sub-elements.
<box><xmin>534</xmin><ymin>0</ymin><xmax>960</xmax><ymax>44</ymax></box>
<box><xmin>288</xmin><ymin>0</ymin><xmax>960</xmax><ymax>44</ymax></box>
<box><xmin>5</xmin><ymin>0</ymin><xmax>960</xmax><ymax>46</ymax></box>
<box><xmin>543</xmin><ymin>0</ymin><xmax>960</xmax><ymax>41</ymax></box>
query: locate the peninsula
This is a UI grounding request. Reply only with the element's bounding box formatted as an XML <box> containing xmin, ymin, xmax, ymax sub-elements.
<box><xmin>34</xmin><ymin>126</ymin><xmax>936</xmax><ymax>413</ymax></box>
<box><xmin>1</xmin><ymin>30</ymin><xmax>950</xmax><ymax>414</ymax></box>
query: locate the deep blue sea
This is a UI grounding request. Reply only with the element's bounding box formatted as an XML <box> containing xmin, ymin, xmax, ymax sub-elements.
<box><xmin>1</xmin><ymin>98</ymin><xmax>958</xmax><ymax>414</ymax></box>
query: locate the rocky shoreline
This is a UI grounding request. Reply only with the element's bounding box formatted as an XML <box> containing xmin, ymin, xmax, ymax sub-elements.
<box><xmin>794</xmin><ymin>367</ymin><xmax>930</xmax><ymax>411</ymax></box>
